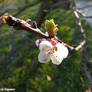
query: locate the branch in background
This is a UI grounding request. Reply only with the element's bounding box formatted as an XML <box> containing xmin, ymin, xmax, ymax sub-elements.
<box><xmin>74</xmin><ymin>40</ymin><xmax>86</xmax><ymax>51</ymax></box>
<box><xmin>71</xmin><ymin>0</ymin><xmax>92</xmax><ymax>89</ymax></box>
<box><xmin>76</xmin><ymin>9</ymin><xmax>92</xmax><ymax>18</ymax></box>
<box><xmin>73</xmin><ymin>7</ymin><xmax>92</xmax><ymax>65</ymax></box>
<box><xmin>73</xmin><ymin>8</ymin><xmax>86</xmax><ymax>40</ymax></box>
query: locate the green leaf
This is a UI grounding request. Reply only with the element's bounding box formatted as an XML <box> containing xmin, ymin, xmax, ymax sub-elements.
<box><xmin>45</xmin><ymin>19</ymin><xmax>55</xmax><ymax>33</ymax></box>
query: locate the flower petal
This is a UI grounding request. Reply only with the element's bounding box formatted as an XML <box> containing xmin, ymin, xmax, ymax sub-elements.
<box><xmin>56</xmin><ymin>43</ymin><xmax>69</xmax><ymax>58</ymax></box>
<box><xmin>38</xmin><ymin>51</ymin><xmax>50</xmax><ymax>63</ymax></box>
<box><xmin>35</xmin><ymin>40</ymin><xmax>40</xmax><ymax>47</ymax></box>
<box><xmin>39</xmin><ymin>40</ymin><xmax>53</xmax><ymax>53</ymax></box>
<box><xmin>50</xmin><ymin>43</ymin><xmax>69</xmax><ymax>65</ymax></box>
<box><xmin>50</xmin><ymin>51</ymin><xmax>63</xmax><ymax>65</ymax></box>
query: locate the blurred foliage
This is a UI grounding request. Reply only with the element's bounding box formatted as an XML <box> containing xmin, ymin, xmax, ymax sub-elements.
<box><xmin>0</xmin><ymin>0</ymin><xmax>92</xmax><ymax>92</ymax></box>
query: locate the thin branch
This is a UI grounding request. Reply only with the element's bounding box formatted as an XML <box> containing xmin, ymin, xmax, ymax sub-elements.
<box><xmin>0</xmin><ymin>14</ymin><xmax>49</xmax><ymax>38</ymax></box>
<box><xmin>75</xmin><ymin>40</ymin><xmax>86</xmax><ymax>51</ymax></box>
<box><xmin>62</xmin><ymin>40</ymin><xmax>86</xmax><ymax>52</ymax></box>
<box><xmin>0</xmin><ymin>14</ymin><xmax>87</xmax><ymax>52</ymax></box>
<box><xmin>73</xmin><ymin>7</ymin><xmax>92</xmax><ymax>64</ymax></box>
<box><xmin>76</xmin><ymin>9</ymin><xmax>92</xmax><ymax>18</ymax></box>
<box><xmin>71</xmin><ymin>0</ymin><xmax>92</xmax><ymax>89</ymax></box>
<box><xmin>73</xmin><ymin>8</ymin><xmax>86</xmax><ymax>40</ymax></box>
<box><xmin>0</xmin><ymin>1</ymin><xmax>39</xmax><ymax>28</ymax></box>
<box><xmin>72</xmin><ymin>1</ymin><xmax>92</xmax><ymax>64</ymax></box>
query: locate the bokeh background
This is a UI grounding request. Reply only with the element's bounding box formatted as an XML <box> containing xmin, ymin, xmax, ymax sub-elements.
<box><xmin>0</xmin><ymin>0</ymin><xmax>92</xmax><ymax>92</ymax></box>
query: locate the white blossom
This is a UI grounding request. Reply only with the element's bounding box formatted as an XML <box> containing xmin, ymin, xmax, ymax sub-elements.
<box><xmin>38</xmin><ymin>51</ymin><xmax>50</xmax><ymax>63</ymax></box>
<box><xmin>36</xmin><ymin>39</ymin><xmax>69</xmax><ymax>65</ymax></box>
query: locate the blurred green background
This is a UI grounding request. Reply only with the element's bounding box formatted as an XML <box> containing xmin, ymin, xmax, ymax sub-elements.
<box><xmin>0</xmin><ymin>0</ymin><xmax>92</xmax><ymax>92</ymax></box>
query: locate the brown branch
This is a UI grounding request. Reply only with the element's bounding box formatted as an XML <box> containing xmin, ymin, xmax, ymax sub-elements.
<box><xmin>0</xmin><ymin>14</ymin><xmax>49</xmax><ymax>38</ymax></box>
<box><xmin>0</xmin><ymin>13</ymin><xmax>87</xmax><ymax>52</ymax></box>
<box><xmin>0</xmin><ymin>1</ymin><xmax>39</xmax><ymax>28</ymax></box>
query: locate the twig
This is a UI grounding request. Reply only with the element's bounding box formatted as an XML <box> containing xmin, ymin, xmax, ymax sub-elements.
<box><xmin>62</xmin><ymin>40</ymin><xmax>86</xmax><ymax>52</ymax></box>
<box><xmin>71</xmin><ymin>0</ymin><xmax>92</xmax><ymax>89</ymax></box>
<box><xmin>75</xmin><ymin>40</ymin><xmax>86</xmax><ymax>51</ymax></box>
<box><xmin>0</xmin><ymin>14</ymin><xmax>49</xmax><ymax>38</ymax></box>
<box><xmin>73</xmin><ymin>7</ymin><xmax>92</xmax><ymax>65</ymax></box>
<box><xmin>76</xmin><ymin>9</ymin><xmax>92</xmax><ymax>18</ymax></box>
<box><xmin>0</xmin><ymin>14</ymin><xmax>87</xmax><ymax>52</ymax></box>
<box><xmin>73</xmin><ymin>8</ymin><xmax>86</xmax><ymax>40</ymax></box>
<box><xmin>0</xmin><ymin>1</ymin><xmax>39</xmax><ymax>28</ymax></box>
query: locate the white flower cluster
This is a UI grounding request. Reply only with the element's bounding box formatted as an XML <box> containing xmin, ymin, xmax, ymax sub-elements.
<box><xmin>36</xmin><ymin>39</ymin><xmax>69</xmax><ymax>65</ymax></box>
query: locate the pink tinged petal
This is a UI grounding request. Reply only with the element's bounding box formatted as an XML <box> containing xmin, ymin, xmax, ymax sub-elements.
<box><xmin>35</xmin><ymin>40</ymin><xmax>40</xmax><ymax>46</ymax></box>
<box><xmin>38</xmin><ymin>51</ymin><xmax>50</xmax><ymax>63</ymax></box>
<box><xmin>47</xmin><ymin>39</ymin><xmax>57</xmax><ymax>50</ymax></box>
<box><xmin>35</xmin><ymin>39</ymin><xmax>46</xmax><ymax>47</ymax></box>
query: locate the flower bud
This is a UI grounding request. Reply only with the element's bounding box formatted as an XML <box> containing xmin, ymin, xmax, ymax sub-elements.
<box><xmin>45</xmin><ymin>19</ymin><xmax>58</xmax><ymax>36</ymax></box>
